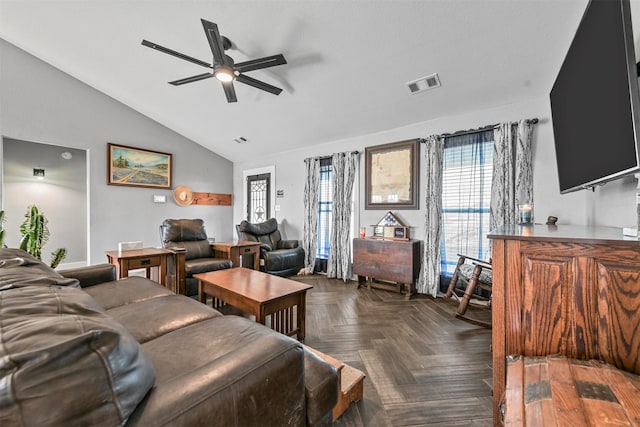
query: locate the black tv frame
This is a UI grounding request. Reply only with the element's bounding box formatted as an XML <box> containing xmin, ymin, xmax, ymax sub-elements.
<box><xmin>550</xmin><ymin>0</ymin><xmax>640</xmax><ymax>194</ymax></box>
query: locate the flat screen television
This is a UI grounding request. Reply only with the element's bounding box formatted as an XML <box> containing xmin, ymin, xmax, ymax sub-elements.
<box><xmin>550</xmin><ymin>0</ymin><xmax>640</xmax><ymax>194</ymax></box>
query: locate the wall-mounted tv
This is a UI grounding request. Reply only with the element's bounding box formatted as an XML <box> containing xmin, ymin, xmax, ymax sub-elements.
<box><xmin>550</xmin><ymin>0</ymin><xmax>640</xmax><ymax>194</ymax></box>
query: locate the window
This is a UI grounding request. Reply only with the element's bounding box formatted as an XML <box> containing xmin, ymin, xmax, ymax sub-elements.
<box><xmin>316</xmin><ymin>158</ymin><xmax>333</xmax><ymax>271</ymax></box>
<box><xmin>440</xmin><ymin>129</ymin><xmax>494</xmax><ymax>278</ymax></box>
<box><xmin>247</xmin><ymin>173</ymin><xmax>271</xmax><ymax>222</ymax></box>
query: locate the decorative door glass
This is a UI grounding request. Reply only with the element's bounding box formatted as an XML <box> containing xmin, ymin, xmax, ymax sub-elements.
<box><xmin>247</xmin><ymin>173</ymin><xmax>271</xmax><ymax>222</ymax></box>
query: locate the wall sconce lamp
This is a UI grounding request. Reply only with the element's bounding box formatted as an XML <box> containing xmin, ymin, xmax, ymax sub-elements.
<box><xmin>33</xmin><ymin>168</ymin><xmax>45</xmax><ymax>180</ymax></box>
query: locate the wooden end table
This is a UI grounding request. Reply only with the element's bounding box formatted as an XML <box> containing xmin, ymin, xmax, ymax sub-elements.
<box><xmin>105</xmin><ymin>247</ymin><xmax>173</xmax><ymax>288</ymax></box>
<box><xmin>211</xmin><ymin>240</ymin><xmax>261</xmax><ymax>270</ymax></box>
<box><xmin>195</xmin><ymin>268</ymin><xmax>312</xmax><ymax>341</ymax></box>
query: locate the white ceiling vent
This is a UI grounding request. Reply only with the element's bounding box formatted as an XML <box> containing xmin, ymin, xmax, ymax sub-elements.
<box><xmin>233</xmin><ymin>136</ymin><xmax>249</xmax><ymax>144</ymax></box>
<box><xmin>406</xmin><ymin>73</ymin><xmax>441</xmax><ymax>94</ymax></box>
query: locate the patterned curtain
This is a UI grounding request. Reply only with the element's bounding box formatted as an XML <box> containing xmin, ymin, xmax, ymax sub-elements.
<box><xmin>417</xmin><ymin>135</ymin><xmax>444</xmax><ymax>297</ymax></box>
<box><xmin>302</xmin><ymin>157</ymin><xmax>320</xmax><ymax>274</ymax></box>
<box><xmin>490</xmin><ymin>120</ymin><xmax>534</xmax><ymax>229</ymax></box>
<box><xmin>326</xmin><ymin>151</ymin><xmax>360</xmax><ymax>281</ymax></box>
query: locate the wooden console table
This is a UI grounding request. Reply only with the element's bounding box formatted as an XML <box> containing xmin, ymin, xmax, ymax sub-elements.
<box><xmin>488</xmin><ymin>224</ymin><xmax>640</xmax><ymax>425</ymax></box>
<box><xmin>105</xmin><ymin>247</ymin><xmax>174</xmax><ymax>287</ymax></box>
<box><xmin>352</xmin><ymin>238</ymin><xmax>420</xmax><ymax>300</ymax></box>
<box><xmin>211</xmin><ymin>240</ymin><xmax>261</xmax><ymax>270</ymax></box>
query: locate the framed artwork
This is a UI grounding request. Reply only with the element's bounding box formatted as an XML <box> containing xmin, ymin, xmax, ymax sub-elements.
<box><xmin>107</xmin><ymin>143</ymin><xmax>172</xmax><ymax>189</ymax></box>
<box><xmin>365</xmin><ymin>139</ymin><xmax>420</xmax><ymax>209</ymax></box>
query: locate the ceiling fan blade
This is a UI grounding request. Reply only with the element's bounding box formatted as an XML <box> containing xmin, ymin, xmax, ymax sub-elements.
<box><xmin>234</xmin><ymin>54</ymin><xmax>287</xmax><ymax>73</ymax></box>
<box><xmin>222</xmin><ymin>81</ymin><xmax>237</xmax><ymax>103</ymax></box>
<box><xmin>236</xmin><ymin>74</ymin><xmax>283</xmax><ymax>95</ymax></box>
<box><xmin>169</xmin><ymin>73</ymin><xmax>214</xmax><ymax>86</ymax></box>
<box><xmin>142</xmin><ymin>39</ymin><xmax>211</xmax><ymax>69</ymax></box>
<box><xmin>201</xmin><ymin>19</ymin><xmax>227</xmax><ymax>65</ymax></box>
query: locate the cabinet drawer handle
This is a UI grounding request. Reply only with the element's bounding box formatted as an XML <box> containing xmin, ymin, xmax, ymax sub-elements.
<box><xmin>140</xmin><ymin>259</ymin><xmax>151</xmax><ymax>266</ymax></box>
<box><xmin>243</xmin><ymin>248</ymin><xmax>252</xmax><ymax>253</ymax></box>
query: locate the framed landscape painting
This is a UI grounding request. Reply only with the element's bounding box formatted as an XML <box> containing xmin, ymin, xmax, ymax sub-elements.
<box><xmin>107</xmin><ymin>143</ymin><xmax>172</xmax><ymax>189</ymax></box>
<box><xmin>365</xmin><ymin>139</ymin><xmax>419</xmax><ymax>209</ymax></box>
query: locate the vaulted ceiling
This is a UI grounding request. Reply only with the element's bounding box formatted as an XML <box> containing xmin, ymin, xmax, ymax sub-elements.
<box><xmin>0</xmin><ymin>0</ymin><xmax>611</xmax><ymax>162</ymax></box>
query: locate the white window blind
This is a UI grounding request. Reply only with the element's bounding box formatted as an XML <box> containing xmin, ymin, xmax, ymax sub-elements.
<box><xmin>317</xmin><ymin>158</ymin><xmax>333</xmax><ymax>260</ymax></box>
<box><xmin>440</xmin><ymin>129</ymin><xmax>494</xmax><ymax>275</ymax></box>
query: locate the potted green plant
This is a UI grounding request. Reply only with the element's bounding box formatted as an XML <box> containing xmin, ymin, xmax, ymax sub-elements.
<box><xmin>19</xmin><ymin>205</ymin><xmax>66</xmax><ymax>268</ymax></box>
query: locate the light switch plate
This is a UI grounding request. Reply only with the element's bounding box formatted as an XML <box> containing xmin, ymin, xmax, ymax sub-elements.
<box><xmin>153</xmin><ymin>195</ymin><xmax>166</xmax><ymax>203</ymax></box>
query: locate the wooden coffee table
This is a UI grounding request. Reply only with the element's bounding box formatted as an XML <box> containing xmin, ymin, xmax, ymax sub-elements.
<box><xmin>195</xmin><ymin>268</ymin><xmax>313</xmax><ymax>341</ymax></box>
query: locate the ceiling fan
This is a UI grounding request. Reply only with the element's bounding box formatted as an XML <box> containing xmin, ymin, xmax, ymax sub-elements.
<box><xmin>142</xmin><ymin>19</ymin><xmax>287</xmax><ymax>103</ymax></box>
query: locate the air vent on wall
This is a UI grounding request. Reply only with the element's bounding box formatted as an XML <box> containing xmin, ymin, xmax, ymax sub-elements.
<box><xmin>406</xmin><ymin>73</ymin><xmax>441</xmax><ymax>94</ymax></box>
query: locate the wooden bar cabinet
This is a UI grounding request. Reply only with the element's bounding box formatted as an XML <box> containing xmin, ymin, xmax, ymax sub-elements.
<box><xmin>488</xmin><ymin>224</ymin><xmax>640</xmax><ymax>425</ymax></box>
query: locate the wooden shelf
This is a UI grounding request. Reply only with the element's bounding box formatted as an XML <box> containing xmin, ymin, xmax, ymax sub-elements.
<box><xmin>191</xmin><ymin>192</ymin><xmax>232</xmax><ymax>206</ymax></box>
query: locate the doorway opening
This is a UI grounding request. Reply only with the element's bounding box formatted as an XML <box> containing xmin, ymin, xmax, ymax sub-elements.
<box><xmin>1</xmin><ymin>137</ymin><xmax>89</xmax><ymax>268</ymax></box>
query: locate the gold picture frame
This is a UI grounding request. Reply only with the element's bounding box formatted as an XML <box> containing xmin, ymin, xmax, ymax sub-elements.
<box><xmin>107</xmin><ymin>143</ymin><xmax>172</xmax><ymax>189</ymax></box>
<box><xmin>365</xmin><ymin>139</ymin><xmax>420</xmax><ymax>209</ymax></box>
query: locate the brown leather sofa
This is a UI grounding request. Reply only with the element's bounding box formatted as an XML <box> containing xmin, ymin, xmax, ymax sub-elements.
<box><xmin>0</xmin><ymin>248</ymin><xmax>338</xmax><ymax>426</ymax></box>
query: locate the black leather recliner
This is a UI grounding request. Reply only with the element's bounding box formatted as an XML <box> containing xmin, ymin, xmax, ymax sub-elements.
<box><xmin>160</xmin><ymin>219</ymin><xmax>231</xmax><ymax>297</ymax></box>
<box><xmin>236</xmin><ymin>218</ymin><xmax>305</xmax><ymax>277</ymax></box>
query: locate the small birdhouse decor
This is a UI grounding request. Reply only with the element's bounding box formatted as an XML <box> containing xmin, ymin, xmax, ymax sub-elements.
<box><xmin>371</xmin><ymin>211</ymin><xmax>410</xmax><ymax>240</ymax></box>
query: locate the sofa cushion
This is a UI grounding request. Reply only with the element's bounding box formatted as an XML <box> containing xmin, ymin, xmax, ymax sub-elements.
<box><xmin>160</xmin><ymin>218</ymin><xmax>208</xmax><ymax>242</ymax></box>
<box><xmin>0</xmin><ymin>285</ymin><xmax>155</xmax><ymax>426</ymax></box>
<box><xmin>238</xmin><ymin>218</ymin><xmax>281</xmax><ymax>250</ymax></box>
<box><xmin>303</xmin><ymin>350</ymin><xmax>339</xmax><ymax>425</ymax></box>
<box><xmin>83</xmin><ymin>276</ymin><xmax>174</xmax><ymax>309</ymax></box>
<box><xmin>264</xmin><ymin>247</ymin><xmax>305</xmax><ymax>273</ymax></box>
<box><xmin>238</xmin><ymin>218</ymin><xmax>278</xmax><ymax>236</ymax></box>
<box><xmin>185</xmin><ymin>257</ymin><xmax>232</xmax><ymax>276</ymax></box>
<box><xmin>128</xmin><ymin>316</ymin><xmax>305</xmax><ymax>426</ymax></box>
<box><xmin>171</xmin><ymin>240</ymin><xmax>214</xmax><ymax>261</ymax></box>
<box><xmin>106</xmin><ymin>294</ymin><xmax>222</xmax><ymax>343</ymax></box>
<box><xmin>0</xmin><ymin>248</ymin><xmax>79</xmax><ymax>290</ymax></box>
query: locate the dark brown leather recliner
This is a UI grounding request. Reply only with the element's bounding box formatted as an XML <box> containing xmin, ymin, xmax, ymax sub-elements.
<box><xmin>236</xmin><ymin>218</ymin><xmax>305</xmax><ymax>277</ymax></box>
<box><xmin>160</xmin><ymin>219</ymin><xmax>231</xmax><ymax>297</ymax></box>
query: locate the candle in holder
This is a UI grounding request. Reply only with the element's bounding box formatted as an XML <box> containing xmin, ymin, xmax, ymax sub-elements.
<box><xmin>519</xmin><ymin>203</ymin><xmax>533</xmax><ymax>224</ymax></box>
<box><xmin>359</xmin><ymin>227</ymin><xmax>366</xmax><ymax>238</ymax></box>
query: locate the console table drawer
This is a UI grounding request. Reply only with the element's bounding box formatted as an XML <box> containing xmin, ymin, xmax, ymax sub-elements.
<box><xmin>127</xmin><ymin>256</ymin><xmax>161</xmax><ymax>269</ymax></box>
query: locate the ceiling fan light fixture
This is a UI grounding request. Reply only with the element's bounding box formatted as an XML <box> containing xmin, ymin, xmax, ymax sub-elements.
<box><xmin>142</xmin><ymin>19</ymin><xmax>286</xmax><ymax>102</ymax></box>
<box><xmin>214</xmin><ymin>66</ymin><xmax>235</xmax><ymax>82</ymax></box>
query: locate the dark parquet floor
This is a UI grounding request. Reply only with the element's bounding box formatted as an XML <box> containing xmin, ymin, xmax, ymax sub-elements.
<box><xmin>294</xmin><ymin>275</ymin><xmax>493</xmax><ymax>427</ymax></box>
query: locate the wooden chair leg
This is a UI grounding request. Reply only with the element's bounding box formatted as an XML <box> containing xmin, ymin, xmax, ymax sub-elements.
<box><xmin>457</xmin><ymin>264</ymin><xmax>482</xmax><ymax>315</ymax></box>
<box><xmin>445</xmin><ymin>256</ymin><xmax>466</xmax><ymax>299</ymax></box>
